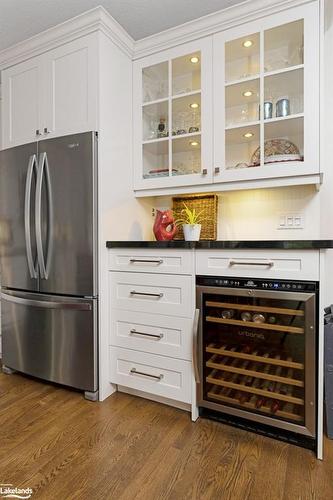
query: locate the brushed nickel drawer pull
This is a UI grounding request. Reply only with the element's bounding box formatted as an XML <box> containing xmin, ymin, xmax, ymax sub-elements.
<box><xmin>130</xmin><ymin>328</ymin><xmax>164</xmax><ymax>340</ymax></box>
<box><xmin>129</xmin><ymin>258</ymin><xmax>163</xmax><ymax>264</ymax></box>
<box><xmin>130</xmin><ymin>368</ymin><xmax>164</xmax><ymax>380</ymax></box>
<box><xmin>229</xmin><ymin>260</ymin><xmax>274</xmax><ymax>267</ymax></box>
<box><xmin>130</xmin><ymin>290</ymin><xmax>164</xmax><ymax>298</ymax></box>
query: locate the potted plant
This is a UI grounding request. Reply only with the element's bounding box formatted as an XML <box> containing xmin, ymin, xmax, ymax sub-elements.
<box><xmin>175</xmin><ymin>203</ymin><xmax>208</xmax><ymax>241</ymax></box>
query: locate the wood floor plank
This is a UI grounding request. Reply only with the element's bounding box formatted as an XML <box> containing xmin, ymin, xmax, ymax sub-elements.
<box><xmin>1</xmin><ymin>370</ymin><xmax>332</xmax><ymax>499</ymax></box>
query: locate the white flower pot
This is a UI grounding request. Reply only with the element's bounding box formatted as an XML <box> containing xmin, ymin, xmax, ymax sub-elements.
<box><xmin>183</xmin><ymin>224</ymin><xmax>201</xmax><ymax>241</ymax></box>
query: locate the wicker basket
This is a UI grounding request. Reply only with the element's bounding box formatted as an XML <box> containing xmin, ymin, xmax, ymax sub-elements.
<box><xmin>172</xmin><ymin>194</ymin><xmax>218</xmax><ymax>240</ymax></box>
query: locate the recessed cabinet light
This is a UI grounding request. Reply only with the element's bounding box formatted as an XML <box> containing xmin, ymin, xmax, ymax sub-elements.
<box><xmin>243</xmin><ymin>132</ymin><xmax>254</xmax><ymax>138</ymax></box>
<box><xmin>190</xmin><ymin>56</ymin><xmax>199</xmax><ymax>64</ymax></box>
<box><xmin>189</xmin><ymin>102</ymin><xmax>199</xmax><ymax>109</ymax></box>
<box><xmin>190</xmin><ymin>141</ymin><xmax>199</xmax><ymax>146</ymax></box>
<box><xmin>243</xmin><ymin>40</ymin><xmax>253</xmax><ymax>48</ymax></box>
<box><xmin>243</xmin><ymin>91</ymin><xmax>253</xmax><ymax>97</ymax></box>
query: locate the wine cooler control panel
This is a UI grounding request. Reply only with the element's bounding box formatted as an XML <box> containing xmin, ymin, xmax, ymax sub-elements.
<box><xmin>196</xmin><ymin>276</ymin><xmax>318</xmax><ymax>293</ymax></box>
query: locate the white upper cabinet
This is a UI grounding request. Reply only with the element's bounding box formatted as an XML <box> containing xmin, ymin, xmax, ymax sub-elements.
<box><xmin>133</xmin><ymin>38</ymin><xmax>213</xmax><ymax>191</ymax></box>
<box><xmin>2</xmin><ymin>57</ymin><xmax>43</xmax><ymax>148</ymax></box>
<box><xmin>1</xmin><ymin>33</ymin><xmax>98</xmax><ymax>149</ymax></box>
<box><xmin>42</xmin><ymin>34</ymin><xmax>98</xmax><ymax>139</ymax></box>
<box><xmin>133</xmin><ymin>2</ymin><xmax>320</xmax><ymax>195</ymax></box>
<box><xmin>213</xmin><ymin>2</ymin><xmax>319</xmax><ymax>185</ymax></box>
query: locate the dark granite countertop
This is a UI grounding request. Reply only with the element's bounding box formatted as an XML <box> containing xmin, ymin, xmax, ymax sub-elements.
<box><xmin>106</xmin><ymin>240</ymin><xmax>333</xmax><ymax>250</ymax></box>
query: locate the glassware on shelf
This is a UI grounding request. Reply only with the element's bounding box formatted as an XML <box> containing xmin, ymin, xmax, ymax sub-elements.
<box><xmin>157</xmin><ymin>117</ymin><xmax>168</xmax><ymax>138</ymax></box>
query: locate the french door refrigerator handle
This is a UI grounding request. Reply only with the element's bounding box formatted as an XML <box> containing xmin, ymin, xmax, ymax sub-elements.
<box><xmin>36</xmin><ymin>152</ymin><xmax>53</xmax><ymax>279</ymax></box>
<box><xmin>1</xmin><ymin>291</ymin><xmax>92</xmax><ymax>311</ymax></box>
<box><xmin>24</xmin><ymin>154</ymin><xmax>38</xmax><ymax>279</ymax></box>
<box><xmin>193</xmin><ymin>308</ymin><xmax>200</xmax><ymax>383</ymax></box>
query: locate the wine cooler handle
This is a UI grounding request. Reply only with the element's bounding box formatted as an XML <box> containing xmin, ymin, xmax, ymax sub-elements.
<box><xmin>193</xmin><ymin>308</ymin><xmax>200</xmax><ymax>384</ymax></box>
<box><xmin>229</xmin><ymin>260</ymin><xmax>274</xmax><ymax>268</ymax></box>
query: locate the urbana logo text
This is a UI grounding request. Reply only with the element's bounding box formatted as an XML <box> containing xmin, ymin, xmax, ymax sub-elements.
<box><xmin>0</xmin><ymin>484</ymin><xmax>33</xmax><ymax>499</ymax></box>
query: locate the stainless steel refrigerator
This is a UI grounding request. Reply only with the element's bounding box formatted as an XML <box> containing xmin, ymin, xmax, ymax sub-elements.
<box><xmin>0</xmin><ymin>131</ymin><xmax>98</xmax><ymax>400</ymax></box>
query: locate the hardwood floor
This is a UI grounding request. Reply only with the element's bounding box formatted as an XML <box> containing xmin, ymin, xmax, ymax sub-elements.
<box><xmin>0</xmin><ymin>371</ymin><xmax>332</xmax><ymax>500</ymax></box>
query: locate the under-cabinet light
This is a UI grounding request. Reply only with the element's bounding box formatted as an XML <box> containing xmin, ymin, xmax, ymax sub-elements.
<box><xmin>190</xmin><ymin>141</ymin><xmax>199</xmax><ymax>146</ymax></box>
<box><xmin>189</xmin><ymin>102</ymin><xmax>199</xmax><ymax>109</ymax></box>
<box><xmin>190</xmin><ymin>56</ymin><xmax>200</xmax><ymax>64</ymax></box>
<box><xmin>243</xmin><ymin>132</ymin><xmax>254</xmax><ymax>138</ymax></box>
<box><xmin>243</xmin><ymin>91</ymin><xmax>253</xmax><ymax>97</ymax></box>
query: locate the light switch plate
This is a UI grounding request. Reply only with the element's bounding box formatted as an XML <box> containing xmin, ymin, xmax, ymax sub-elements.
<box><xmin>277</xmin><ymin>213</ymin><xmax>304</xmax><ymax>230</ymax></box>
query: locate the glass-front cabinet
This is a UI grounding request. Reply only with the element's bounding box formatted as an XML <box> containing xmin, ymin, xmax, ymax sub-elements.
<box><xmin>133</xmin><ymin>39</ymin><xmax>213</xmax><ymax>190</ymax></box>
<box><xmin>133</xmin><ymin>3</ymin><xmax>319</xmax><ymax>193</ymax></box>
<box><xmin>213</xmin><ymin>3</ymin><xmax>319</xmax><ymax>185</ymax></box>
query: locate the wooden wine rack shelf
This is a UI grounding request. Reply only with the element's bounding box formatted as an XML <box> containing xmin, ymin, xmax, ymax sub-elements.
<box><xmin>205</xmin><ymin>301</ymin><xmax>304</xmax><ymax>317</ymax></box>
<box><xmin>207</xmin><ymin>386</ymin><xmax>303</xmax><ymax>423</ymax></box>
<box><xmin>205</xmin><ymin>316</ymin><xmax>304</xmax><ymax>335</ymax></box>
<box><xmin>206</xmin><ymin>344</ymin><xmax>304</xmax><ymax>370</ymax></box>
<box><xmin>206</xmin><ymin>373</ymin><xmax>304</xmax><ymax>405</ymax></box>
<box><xmin>206</xmin><ymin>355</ymin><xmax>304</xmax><ymax>388</ymax></box>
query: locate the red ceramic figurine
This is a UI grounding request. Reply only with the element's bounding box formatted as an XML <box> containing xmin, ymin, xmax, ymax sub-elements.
<box><xmin>153</xmin><ymin>209</ymin><xmax>177</xmax><ymax>241</ymax></box>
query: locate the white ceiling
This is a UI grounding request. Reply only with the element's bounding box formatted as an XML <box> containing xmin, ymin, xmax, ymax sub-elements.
<box><xmin>0</xmin><ymin>0</ymin><xmax>246</xmax><ymax>51</ymax></box>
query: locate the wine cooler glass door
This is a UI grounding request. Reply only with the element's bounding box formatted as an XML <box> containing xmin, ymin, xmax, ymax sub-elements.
<box><xmin>196</xmin><ymin>286</ymin><xmax>316</xmax><ymax>437</ymax></box>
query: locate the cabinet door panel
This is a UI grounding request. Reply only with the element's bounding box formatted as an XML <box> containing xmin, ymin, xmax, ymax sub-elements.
<box><xmin>2</xmin><ymin>58</ymin><xmax>42</xmax><ymax>148</ymax></box>
<box><xmin>133</xmin><ymin>37</ymin><xmax>213</xmax><ymax>192</ymax></box>
<box><xmin>213</xmin><ymin>2</ymin><xmax>319</xmax><ymax>185</ymax></box>
<box><xmin>43</xmin><ymin>34</ymin><xmax>98</xmax><ymax>138</ymax></box>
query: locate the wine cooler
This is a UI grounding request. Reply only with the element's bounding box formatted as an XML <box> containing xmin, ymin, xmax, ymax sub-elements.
<box><xmin>196</xmin><ymin>276</ymin><xmax>318</xmax><ymax>450</ymax></box>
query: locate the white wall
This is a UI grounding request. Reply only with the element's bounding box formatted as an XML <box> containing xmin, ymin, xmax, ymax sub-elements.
<box><xmin>154</xmin><ymin>184</ymin><xmax>320</xmax><ymax>240</ymax></box>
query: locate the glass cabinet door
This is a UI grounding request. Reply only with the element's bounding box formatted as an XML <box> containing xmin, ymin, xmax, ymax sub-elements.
<box><xmin>214</xmin><ymin>3</ymin><xmax>319</xmax><ymax>183</ymax></box>
<box><xmin>134</xmin><ymin>39</ymin><xmax>213</xmax><ymax>190</ymax></box>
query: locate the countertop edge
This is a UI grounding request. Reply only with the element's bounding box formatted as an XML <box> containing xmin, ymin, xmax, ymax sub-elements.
<box><xmin>106</xmin><ymin>240</ymin><xmax>333</xmax><ymax>250</ymax></box>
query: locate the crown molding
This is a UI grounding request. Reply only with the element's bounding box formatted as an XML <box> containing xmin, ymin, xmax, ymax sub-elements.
<box><xmin>133</xmin><ymin>0</ymin><xmax>314</xmax><ymax>59</ymax></box>
<box><xmin>0</xmin><ymin>6</ymin><xmax>135</xmax><ymax>70</ymax></box>
<box><xmin>0</xmin><ymin>0</ymin><xmax>315</xmax><ymax>69</ymax></box>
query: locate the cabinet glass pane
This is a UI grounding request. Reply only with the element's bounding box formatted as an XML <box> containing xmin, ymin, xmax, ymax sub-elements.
<box><xmin>142</xmin><ymin>101</ymin><xmax>169</xmax><ymax>141</ymax></box>
<box><xmin>226</xmin><ymin>79</ymin><xmax>260</xmax><ymax>127</ymax></box>
<box><xmin>172</xmin><ymin>52</ymin><xmax>201</xmax><ymax>96</ymax></box>
<box><xmin>142</xmin><ymin>62</ymin><xmax>168</xmax><ymax>103</ymax></box>
<box><xmin>172</xmin><ymin>135</ymin><xmax>201</xmax><ymax>176</ymax></box>
<box><xmin>172</xmin><ymin>94</ymin><xmax>201</xmax><ymax>136</ymax></box>
<box><xmin>225</xmin><ymin>33</ymin><xmax>260</xmax><ymax>83</ymax></box>
<box><xmin>263</xmin><ymin>117</ymin><xmax>304</xmax><ymax>165</ymax></box>
<box><xmin>264</xmin><ymin>20</ymin><xmax>304</xmax><ymax>73</ymax></box>
<box><xmin>264</xmin><ymin>69</ymin><xmax>303</xmax><ymax>118</ymax></box>
<box><xmin>143</xmin><ymin>141</ymin><xmax>169</xmax><ymax>179</ymax></box>
<box><xmin>225</xmin><ymin>125</ymin><xmax>260</xmax><ymax>169</ymax></box>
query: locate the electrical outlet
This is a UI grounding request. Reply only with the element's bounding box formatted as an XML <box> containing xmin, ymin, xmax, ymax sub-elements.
<box><xmin>277</xmin><ymin>213</ymin><xmax>304</xmax><ymax>230</ymax></box>
<box><xmin>152</xmin><ymin>207</ymin><xmax>156</xmax><ymax>217</ymax></box>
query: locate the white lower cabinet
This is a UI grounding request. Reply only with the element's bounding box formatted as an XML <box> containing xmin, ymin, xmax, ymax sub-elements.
<box><xmin>109</xmin><ymin>271</ymin><xmax>193</xmax><ymax>317</ymax></box>
<box><xmin>110</xmin><ymin>310</ymin><xmax>192</xmax><ymax>360</ymax></box>
<box><xmin>110</xmin><ymin>347</ymin><xmax>192</xmax><ymax>403</ymax></box>
<box><xmin>108</xmin><ymin>248</ymin><xmax>195</xmax><ymax>408</ymax></box>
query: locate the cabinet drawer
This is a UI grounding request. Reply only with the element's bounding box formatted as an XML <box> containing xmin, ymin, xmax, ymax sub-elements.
<box><xmin>196</xmin><ymin>249</ymin><xmax>319</xmax><ymax>281</ymax></box>
<box><xmin>110</xmin><ymin>310</ymin><xmax>192</xmax><ymax>360</ymax></box>
<box><xmin>108</xmin><ymin>248</ymin><xmax>194</xmax><ymax>275</ymax></box>
<box><xmin>109</xmin><ymin>272</ymin><xmax>193</xmax><ymax>317</ymax></box>
<box><xmin>109</xmin><ymin>347</ymin><xmax>192</xmax><ymax>403</ymax></box>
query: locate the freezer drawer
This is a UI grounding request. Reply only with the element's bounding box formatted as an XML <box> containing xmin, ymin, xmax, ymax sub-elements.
<box><xmin>1</xmin><ymin>290</ymin><xmax>98</xmax><ymax>392</ymax></box>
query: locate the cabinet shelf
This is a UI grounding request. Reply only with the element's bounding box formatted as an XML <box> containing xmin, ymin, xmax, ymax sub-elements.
<box><xmin>264</xmin><ymin>113</ymin><xmax>304</xmax><ymax>125</ymax></box>
<box><xmin>172</xmin><ymin>90</ymin><xmax>201</xmax><ymax>100</ymax></box>
<box><xmin>225</xmin><ymin>74</ymin><xmax>260</xmax><ymax>87</ymax></box>
<box><xmin>225</xmin><ymin>120</ymin><xmax>260</xmax><ymax>131</ymax></box>
<box><xmin>172</xmin><ymin>131</ymin><xmax>201</xmax><ymax>140</ymax></box>
<box><xmin>264</xmin><ymin>64</ymin><xmax>304</xmax><ymax>78</ymax></box>
<box><xmin>142</xmin><ymin>97</ymin><xmax>169</xmax><ymax>107</ymax></box>
<box><xmin>142</xmin><ymin>136</ymin><xmax>169</xmax><ymax>145</ymax></box>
